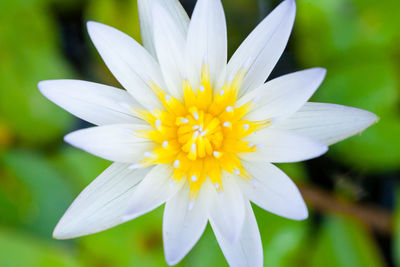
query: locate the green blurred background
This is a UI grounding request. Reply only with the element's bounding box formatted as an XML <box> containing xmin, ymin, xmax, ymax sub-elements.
<box><xmin>0</xmin><ymin>0</ymin><xmax>399</xmax><ymax>266</ymax></box>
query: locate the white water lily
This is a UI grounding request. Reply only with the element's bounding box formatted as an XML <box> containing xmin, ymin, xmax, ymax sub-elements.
<box><xmin>38</xmin><ymin>0</ymin><xmax>377</xmax><ymax>265</ymax></box>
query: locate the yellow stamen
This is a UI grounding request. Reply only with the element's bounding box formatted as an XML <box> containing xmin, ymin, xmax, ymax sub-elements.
<box><xmin>134</xmin><ymin>64</ymin><xmax>269</xmax><ymax>198</ymax></box>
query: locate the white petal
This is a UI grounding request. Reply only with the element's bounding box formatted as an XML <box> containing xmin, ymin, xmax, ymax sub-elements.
<box><xmin>227</xmin><ymin>0</ymin><xmax>296</xmax><ymax>96</ymax></box>
<box><xmin>38</xmin><ymin>80</ymin><xmax>142</xmax><ymax>125</ymax></box>
<box><xmin>163</xmin><ymin>183</ymin><xmax>209</xmax><ymax>265</ymax></box>
<box><xmin>64</xmin><ymin>124</ymin><xmax>154</xmax><ymax>163</ymax></box>
<box><xmin>138</xmin><ymin>0</ymin><xmax>189</xmax><ymax>58</ymax></box>
<box><xmin>239</xmin><ymin>161</ymin><xmax>308</xmax><ymax>220</ymax></box>
<box><xmin>125</xmin><ymin>164</ymin><xmax>182</xmax><ymax>219</ymax></box>
<box><xmin>186</xmin><ymin>0</ymin><xmax>227</xmax><ymax>89</ymax></box>
<box><xmin>208</xmin><ymin>173</ymin><xmax>245</xmax><ymax>243</ymax></box>
<box><xmin>237</xmin><ymin>68</ymin><xmax>326</xmax><ymax>121</ymax></box>
<box><xmin>241</xmin><ymin>129</ymin><xmax>328</xmax><ymax>163</ymax></box>
<box><xmin>211</xmin><ymin>200</ymin><xmax>263</xmax><ymax>267</ymax></box>
<box><xmin>87</xmin><ymin>21</ymin><xmax>163</xmax><ymax>110</ymax></box>
<box><xmin>53</xmin><ymin>163</ymin><xmax>150</xmax><ymax>239</ymax></box>
<box><xmin>151</xmin><ymin>3</ymin><xmax>187</xmax><ymax>99</ymax></box>
<box><xmin>273</xmin><ymin>102</ymin><xmax>379</xmax><ymax>145</ymax></box>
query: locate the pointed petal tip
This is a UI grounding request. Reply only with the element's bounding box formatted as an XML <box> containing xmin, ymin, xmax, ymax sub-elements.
<box><xmin>343</xmin><ymin>107</ymin><xmax>379</xmax><ymax>133</ymax></box>
<box><xmin>303</xmin><ymin>67</ymin><xmax>327</xmax><ymax>83</ymax></box>
<box><xmin>286</xmin><ymin>0</ymin><xmax>296</xmax><ymax>7</ymax></box>
<box><xmin>52</xmin><ymin>221</ymin><xmax>88</xmax><ymax>240</ymax></box>
<box><xmin>292</xmin><ymin>201</ymin><xmax>309</xmax><ymax>221</ymax></box>
<box><xmin>368</xmin><ymin>112</ymin><xmax>380</xmax><ymax>125</ymax></box>
<box><xmin>37</xmin><ymin>80</ymin><xmax>48</xmax><ymax>95</ymax></box>
<box><xmin>290</xmin><ymin>211</ymin><xmax>308</xmax><ymax>221</ymax></box>
<box><xmin>37</xmin><ymin>80</ymin><xmax>58</xmax><ymax>94</ymax></box>
<box><xmin>283</xmin><ymin>0</ymin><xmax>297</xmax><ymax>11</ymax></box>
<box><xmin>37</xmin><ymin>80</ymin><xmax>70</xmax><ymax>106</ymax></box>
<box><xmin>52</xmin><ymin>229</ymin><xmax>67</xmax><ymax>240</ymax></box>
<box><xmin>63</xmin><ymin>132</ymin><xmax>74</xmax><ymax>145</ymax></box>
<box><xmin>37</xmin><ymin>80</ymin><xmax>62</xmax><ymax>96</ymax></box>
<box><xmin>37</xmin><ymin>80</ymin><xmax>60</xmax><ymax>98</ymax></box>
<box><xmin>37</xmin><ymin>80</ymin><xmax>45</xmax><ymax>89</ymax></box>
<box><xmin>52</xmin><ymin>225</ymin><xmax>62</xmax><ymax>240</ymax></box>
<box><xmin>272</xmin><ymin>0</ymin><xmax>296</xmax><ymax>21</ymax></box>
<box><xmin>86</xmin><ymin>20</ymin><xmax>99</xmax><ymax>30</ymax></box>
<box><xmin>165</xmin><ymin>253</ymin><xmax>181</xmax><ymax>266</ymax></box>
<box><xmin>52</xmin><ymin>221</ymin><xmax>74</xmax><ymax>240</ymax></box>
<box><xmin>314</xmin><ymin>67</ymin><xmax>327</xmax><ymax>76</ymax></box>
<box><xmin>291</xmin><ymin>188</ymin><xmax>309</xmax><ymax>220</ymax></box>
<box><xmin>86</xmin><ymin>21</ymin><xmax>108</xmax><ymax>36</ymax></box>
<box><xmin>282</xmin><ymin>191</ymin><xmax>309</xmax><ymax>221</ymax></box>
<box><xmin>357</xmin><ymin>110</ymin><xmax>379</xmax><ymax>133</ymax></box>
<box><xmin>86</xmin><ymin>20</ymin><xmax>96</xmax><ymax>33</ymax></box>
<box><xmin>63</xmin><ymin>131</ymin><xmax>84</xmax><ymax>149</ymax></box>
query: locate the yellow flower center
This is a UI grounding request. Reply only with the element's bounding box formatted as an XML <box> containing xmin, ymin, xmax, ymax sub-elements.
<box><xmin>177</xmin><ymin>108</ymin><xmax>223</xmax><ymax>160</ymax></box>
<box><xmin>133</xmin><ymin>65</ymin><xmax>270</xmax><ymax>198</ymax></box>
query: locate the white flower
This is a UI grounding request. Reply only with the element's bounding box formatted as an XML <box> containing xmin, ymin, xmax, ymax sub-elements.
<box><xmin>38</xmin><ymin>0</ymin><xmax>378</xmax><ymax>266</ymax></box>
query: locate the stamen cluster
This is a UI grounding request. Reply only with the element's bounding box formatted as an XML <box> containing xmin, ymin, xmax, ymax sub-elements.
<box><xmin>133</xmin><ymin>66</ymin><xmax>268</xmax><ymax>197</ymax></box>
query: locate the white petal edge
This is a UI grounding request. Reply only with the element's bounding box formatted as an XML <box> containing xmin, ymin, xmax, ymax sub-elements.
<box><xmin>87</xmin><ymin>21</ymin><xmax>163</xmax><ymax>110</ymax></box>
<box><xmin>239</xmin><ymin>161</ymin><xmax>308</xmax><ymax>220</ymax></box>
<box><xmin>64</xmin><ymin>124</ymin><xmax>154</xmax><ymax>163</ymax></box>
<box><xmin>185</xmin><ymin>0</ymin><xmax>227</xmax><ymax>89</ymax></box>
<box><xmin>272</xmin><ymin>102</ymin><xmax>379</xmax><ymax>145</ymax></box>
<box><xmin>53</xmin><ymin>163</ymin><xmax>151</xmax><ymax>239</ymax></box>
<box><xmin>237</xmin><ymin>68</ymin><xmax>326</xmax><ymax>121</ymax></box>
<box><xmin>207</xmin><ymin>174</ymin><xmax>245</xmax><ymax>243</ymax></box>
<box><xmin>227</xmin><ymin>0</ymin><xmax>296</xmax><ymax>96</ymax></box>
<box><xmin>151</xmin><ymin>3</ymin><xmax>187</xmax><ymax>99</ymax></box>
<box><xmin>241</xmin><ymin>128</ymin><xmax>328</xmax><ymax>163</ymax></box>
<box><xmin>211</xmin><ymin>200</ymin><xmax>263</xmax><ymax>267</ymax></box>
<box><xmin>124</xmin><ymin>164</ymin><xmax>183</xmax><ymax>220</ymax></box>
<box><xmin>38</xmin><ymin>80</ymin><xmax>142</xmax><ymax>126</ymax></box>
<box><xmin>138</xmin><ymin>0</ymin><xmax>189</xmax><ymax>58</ymax></box>
<box><xmin>163</xmin><ymin>183</ymin><xmax>209</xmax><ymax>265</ymax></box>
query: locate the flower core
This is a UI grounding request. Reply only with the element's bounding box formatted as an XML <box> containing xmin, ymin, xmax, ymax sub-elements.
<box><xmin>134</xmin><ymin>65</ymin><xmax>270</xmax><ymax>197</ymax></box>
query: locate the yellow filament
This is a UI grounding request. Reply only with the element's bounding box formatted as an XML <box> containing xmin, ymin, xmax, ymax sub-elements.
<box><xmin>136</xmin><ymin>65</ymin><xmax>269</xmax><ymax>198</ymax></box>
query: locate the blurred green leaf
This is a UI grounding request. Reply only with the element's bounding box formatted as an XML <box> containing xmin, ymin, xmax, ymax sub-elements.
<box><xmin>78</xmin><ymin>206</ymin><xmax>167</xmax><ymax>267</ymax></box>
<box><xmin>0</xmin><ymin>167</ymin><xmax>31</xmax><ymax>226</ymax></box>
<box><xmin>275</xmin><ymin>162</ymin><xmax>309</xmax><ymax>183</ymax></box>
<box><xmin>296</xmin><ymin>0</ymin><xmax>400</xmax><ymax>171</ymax></box>
<box><xmin>311</xmin><ymin>215</ymin><xmax>384</xmax><ymax>267</ymax></box>
<box><xmin>263</xmin><ymin>225</ymin><xmax>307</xmax><ymax>267</ymax></box>
<box><xmin>0</xmin><ymin>1</ymin><xmax>75</xmax><ymax>145</ymax></box>
<box><xmin>51</xmin><ymin>147</ymin><xmax>110</xmax><ymax>190</ymax></box>
<box><xmin>0</xmin><ymin>227</ymin><xmax>79</xmax><ymax>267</ymax></box>
<box><xmin>2</xmin><ymin>149</ymin><xmax>75</xmax><ymax>237</ymax></box>
<box><xmin>183</xmin><ymin>225</ymin><xmax>227</xmax><ymax>267</ymax></box>
<box><xmin>254</xmin><ymin>204</ymin><xmax>310</xmax><ymax>267</ymax></box>
<box><xmin>86</xmin><ymin>0</ymin><xmax>141</xmax><ymax>41</ymax></box>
